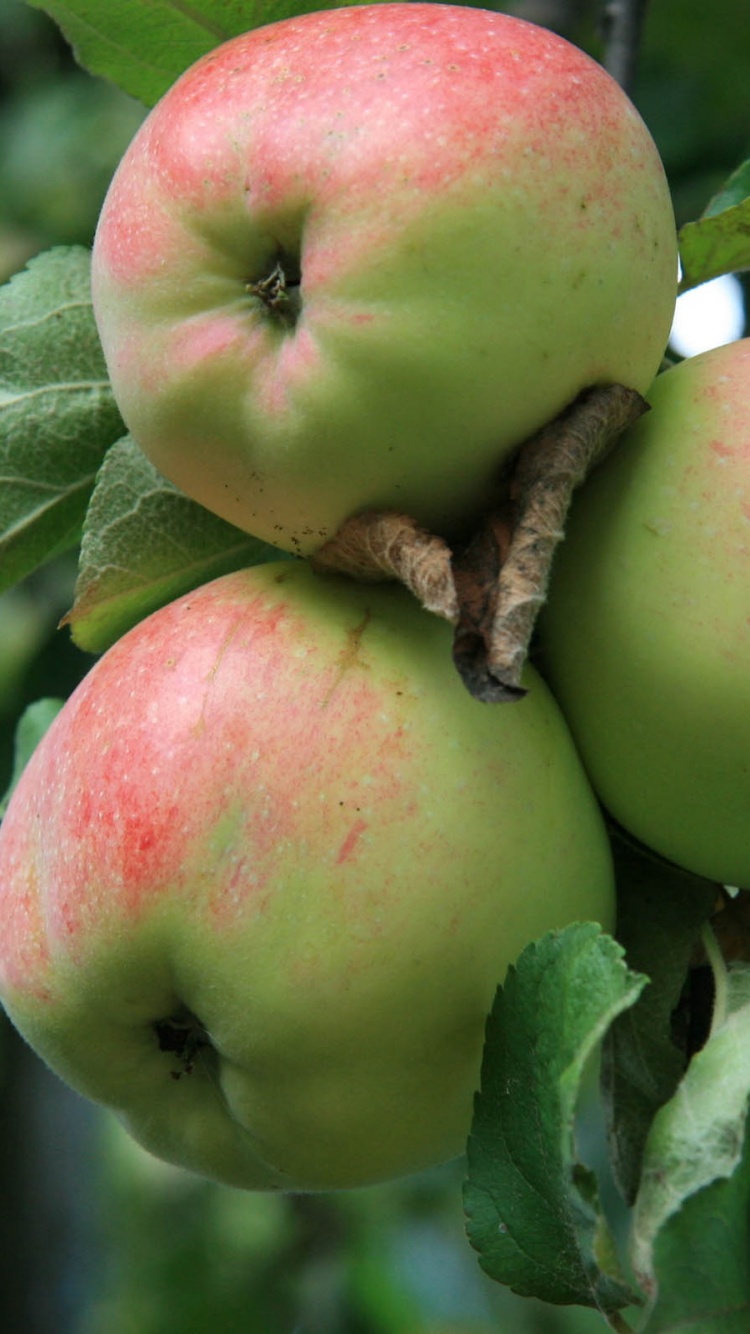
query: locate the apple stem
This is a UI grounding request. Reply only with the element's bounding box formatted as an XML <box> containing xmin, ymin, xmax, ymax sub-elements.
<box><xmin>311</xmin><ymin>512</ymin><xmax>459</xmax><ymax>621</ymax></box>
<box><xmin>465</xmin><ymin>383</ymin><xmax>648</xmax><ymax>700</ymax></box>
<box><xmin>311</xmin><ymin>384</ymin><xmax>647</xmax><ymax>703</ymax></box>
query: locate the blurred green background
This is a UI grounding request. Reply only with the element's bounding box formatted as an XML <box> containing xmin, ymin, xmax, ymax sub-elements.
<box><xmin>0</xmin><ymin>1</ymin><xmax>748</xmax><ymax>1330</ymax></box>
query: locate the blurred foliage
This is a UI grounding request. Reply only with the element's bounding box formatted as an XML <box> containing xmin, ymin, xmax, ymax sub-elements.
<box><xmin>78</xmin><ymin>1114</ymin><xmax>615</xmax><ymax>1334</ymax></box>
<box><xmin>1</xmin><ymin>0</ymin><xmax>749</xmax><ymax>1330</ymax></box>
<box><xmin>634</xmin><ymin>0</ymin><xmax>750</xmax><ymax>228</ymax></box>
<box><xmin>0</xmin><ymin>0</ymin><xmax>144</xmax><ymax>280</ymax></box>
<box><xmin>0</xmin><ymin>557</ymin><xmax>93</xmax><ymax>792</ymax></box>
<box><xmin>0</xmin><ymin>76</ymin><xmax>143</xmax><ymax>248</ymax></box>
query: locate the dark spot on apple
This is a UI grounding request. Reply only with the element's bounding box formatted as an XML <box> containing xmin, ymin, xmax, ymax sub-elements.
<box><xmin>154</xmin><ymin>1007</ymin><xmax>210</xmax><ymax>1080</ymax></box>
<box><xmin>247</xmin><ymin>252</ymin><xmax>302</xmax><ymax>329</ymax></box>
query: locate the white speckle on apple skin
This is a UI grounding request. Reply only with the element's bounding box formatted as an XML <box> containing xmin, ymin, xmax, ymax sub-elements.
<box><xmin>92</xmin><ymin>3</ymin><xmax>677</xmax><ymax>556</ymax></box>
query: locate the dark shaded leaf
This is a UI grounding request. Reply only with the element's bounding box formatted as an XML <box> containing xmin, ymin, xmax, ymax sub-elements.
<box><xmin>465</xmin><ymin>923</ymin><xmax>644</xmax><ymax>1313</ymax></box>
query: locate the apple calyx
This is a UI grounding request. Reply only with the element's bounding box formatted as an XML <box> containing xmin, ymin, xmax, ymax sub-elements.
<box><xmin>312</xmin><ymin>384</ymin><xmax>648</xmax><ymax>702</ymax></box>
<box><xmin>247</xmin><ymin>254</ymin><xmax>302</xmax><ymax>328</ymax></box>
<box><xmin>154</xmin><ymin>1007</ymin><xmax>212</xmax><ymax>1080</ymax></box>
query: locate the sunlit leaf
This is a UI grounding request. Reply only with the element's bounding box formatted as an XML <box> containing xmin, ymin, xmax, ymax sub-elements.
<box><xmin>703</xmin><ymin>158</ymin><xmax>750</xmax><ymax>216</ymax></box>
<box><xmin>678</xmin><ymin>159</ymin><xmax>750</xmax><ymax>292</ymax></box>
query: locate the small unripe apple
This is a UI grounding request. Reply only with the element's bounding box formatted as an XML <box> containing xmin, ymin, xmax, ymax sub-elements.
<box><xmin>0</xmin><ymin>563</ymin><xmax>613</xmax><ymax>1191</ymax></box>
<box><xmin>91</xmin><ymin>3</ymin><xmax>677</xmax><ymax>556</ymax></box>
<box><xmin>537</xmin><ymin>338</ymin><xmax>750</xmax><ymax>888</ymax></box>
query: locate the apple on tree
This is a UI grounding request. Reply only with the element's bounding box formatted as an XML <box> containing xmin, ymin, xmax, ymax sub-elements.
<box><xmin>537</xmin><ymin>337</ymin><xmax>750</xmax><ymax>889</ymax></box>
<box><xmin>91</xmin><ymin>3</ymin><xmax>678</xmax><ymax>557</ymax></box>
<box><xmin>0</xmin><ymin>563</ymin><xmax>614</xmax><ymax>1192</ymax></box>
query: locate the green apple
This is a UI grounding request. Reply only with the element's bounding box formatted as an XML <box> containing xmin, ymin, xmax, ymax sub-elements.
<box><xmin>91</xmin><ymin>3</ymin><xmax>677</xmax><ymax>557</ymax></box>
<box><xmin>537</xmin><ymin>338</ymin><xmax>750</xmax><ymax>888</ymax></box>
<box><xmin>0</xmin><ymin>563</ymin><xmax>614</xmax><ymax>1191</ymax></box>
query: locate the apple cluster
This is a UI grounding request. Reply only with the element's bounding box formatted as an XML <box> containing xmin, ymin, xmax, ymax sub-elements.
<box><xmin>0</xmin><ymin>5</ymin><xmax>687</xmax><ymax>1193</ymax></box>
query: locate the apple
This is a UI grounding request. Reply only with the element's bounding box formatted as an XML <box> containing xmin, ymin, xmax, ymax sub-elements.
<box><xmin>537</xmin><ymin>338</ymin><xmax>750</xmax><ymax>888</ymax></box>
<box><xmin>0</xmin><ymin>562</ymin><xmax>614</xmax><ymax>1191</ymax></box>
<box><xmin>91</xmin><ymin>3</ymin><xmax>677</xmax><ymax>558</ymax></box>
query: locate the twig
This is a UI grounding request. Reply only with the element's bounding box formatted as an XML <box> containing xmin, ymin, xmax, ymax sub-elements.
<box><xmin>311</xmin><ymin>513</ymin><xmax>459</xmax><ymax>622</ymax></box>
<box><xmin>311</xmin><ymin>385</ymin><xmax>647</xmax><ymax>703</ymax></box>
<box><xmin>600</xmin><ymin>0</ymin><xmax>650</xmax><ymax>92</ymax></box>
<box><xmin>451</xmin><ymin>384</ymin><xmax>647</xmax><ymax>700</ymax></box>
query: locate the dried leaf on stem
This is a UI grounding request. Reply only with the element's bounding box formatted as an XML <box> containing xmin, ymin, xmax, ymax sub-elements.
<box><xmin>461</xmin><ymin>383</ymin><xmax>648</xmax><ymax>700</ymax></box>
<box><xmin>311</xmin><ymin>384</ymin><xmax>648</xmax><ymax>703</ymax></box>
<box><xmin>311</xmin><ymin>511</ymin><xmax>459</xmax><ymax>621</ymax></box>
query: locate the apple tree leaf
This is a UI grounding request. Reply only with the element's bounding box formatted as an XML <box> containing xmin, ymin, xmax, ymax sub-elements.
<box><xmin>26</xmin><ymin>0</ymin><xmax>390</xmax><ymax>107</ymax></box>
<box><xmin>0</xmin><ymin>698</ymin><xmax>65</xmax><ymax>819</ymax></box>
<box><xmin>678</xmin><ymin>158</ymin><xmax>750</xmax><ymax>292</ymax></box>
<box><xmin>464</xmin><ymin>922</ymin><xmax>646</xmax><ymax>1314</ymax></box>
<box><xmin>65</xmin><ymin>434</ymin><xmax>289</xmax><ymax>653</ymax></box>
<box><xmin>641</xmin><ymin>1123</ymin><xmax>750</xmax><ymax>1333</ymax></box>
<box><xmin>702</xmin><ymin>158</ymin><xmax>750</xmax><ymax>217</ymax></box>
<box><xmin>630</xmin><ymin>971</ymin><xmax>750</xmax><ymax>1327</ymax></box>
<box><xmin>601</xmin><ymin>832</ymin><xmax>719</xmax><ymax>1205</ymax></box>
<box><xmin>0</xmin><ymin>246</ymin><xmax>123</xmax><ymax>596</ymax></box>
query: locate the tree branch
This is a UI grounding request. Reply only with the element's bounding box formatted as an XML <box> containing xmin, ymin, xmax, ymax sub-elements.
<box><xmin>600</xmin><ymin>0</ymin><xmax>650</xmax><ymax>92</ymax></box>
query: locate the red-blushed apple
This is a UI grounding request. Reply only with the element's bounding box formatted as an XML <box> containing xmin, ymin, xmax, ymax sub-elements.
<box><xmin>537</xmin><ymin>338</ymin><xmax>750</xmax><ymax>888</ymax></box>
<box><xmin>91</xmin><ymin>3</ymin><xmax>677</xmax><ymax>557</ymax></box>
<box><xmin>0</xmin><ymin>562</ymin><xmax>614</xmax><ymax>1191</ymax></box>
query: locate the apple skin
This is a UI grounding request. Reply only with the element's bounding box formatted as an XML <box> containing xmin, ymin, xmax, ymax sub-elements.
<box><xmin>537</xmin><ymin>338</ymin><xmax>750</xmax><ymax>888</ymax></box>
<box><xmin>91</xmin><ymin>3</ymin><xmax>677</xmax><ymax>557</ymax></box>
<box><xmin>0</xmin><ymin>563</ymin><xmax>614</xmax><ymax>1191</ymax></box>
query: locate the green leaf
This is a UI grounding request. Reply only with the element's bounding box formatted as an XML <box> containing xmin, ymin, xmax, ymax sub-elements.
<box><xmin>26</xmin><ymin>0</ymin><xmax>235</xmax><ymax>107</ymax></box>
<box><xmin>65</xmin><ymin>435</ymin><xmax>289</xmax><ymax>653</ymax></box>
<box><xmin>0</xmin><ymin>697</ymin><xmax>65</xmax><ymax>818</ymax></box>
<box><xmin>0</xmin><ymin>246</ymin><xmax>123</xmax><ymax>594</ymax></box>
<box><xmin>643</xmin><ymin>1123</ymin><xmax>750</xmax><ymax>1333</ymax></box>
<box><xmin>678</xmin><ymin>159</ymin><xmax>750</xmax><ymax>292</ymax></box>
<box><xmin>601</xmin><ymin>833</ymin><xmax>718</xmax><ymax>1206</ymax></box>
<box><xmin>631</xmin><ymin>988</ymin><xmax>750</xmax><ymax>1327</ymax></box>
<box><xmin>464</xmin><ymin>922</ymin><xmax>646</xmax><ymax>1313</ymax></box>
<box><xmin>703</xmin><ymin>159</ymin><xmax>750</xmax><ymax>217</ymax></box>
<box><xmin>27</xmin><ymin>0</ymin><xmax>390</xmax><ymax>107</ymax></box>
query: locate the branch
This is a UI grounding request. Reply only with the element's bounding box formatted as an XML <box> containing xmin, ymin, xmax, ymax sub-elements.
<box><xmin>600</xmin><ymin>0</ymin><xmax>650</xmax><ymax>92</ymax></box>
<box><xmin>311</xmin><ymin>385</ymin><xmax>647</xmax><ymax>703</ymax></box>
<box><xmin>451</xmin><ymin>384</ymin><xmax>647</xmax><ymax>700</ymax></box>
<box><xmin>310</xmin><ymin>513</ymin><xmax>458</xmax><ymax>622</ymax></box>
